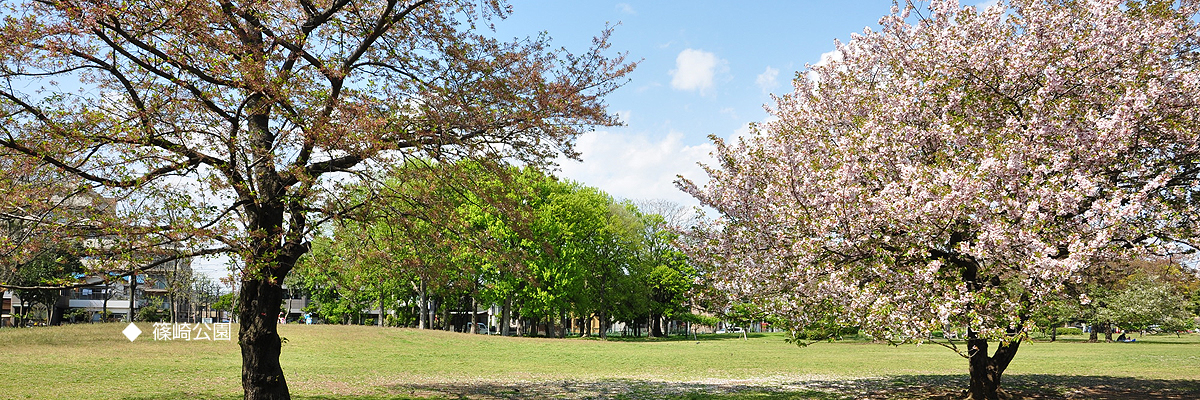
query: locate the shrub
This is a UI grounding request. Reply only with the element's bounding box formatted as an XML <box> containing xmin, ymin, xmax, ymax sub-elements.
<box><xmin>135</xmin><ymin>307</ymin><xmax>170</xmax><ymax>322</ymax></box>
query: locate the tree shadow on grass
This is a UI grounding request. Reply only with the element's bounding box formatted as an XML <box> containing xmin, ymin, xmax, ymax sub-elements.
<box><xmin>114</xmin><ymin>376</ymin><xmax>1200</xmax><ymax>400</ymax></box>
<box><xmin>377</xmin><ymin>375</ymin><xmax>1200</xmax><ymax>400</ymax></box>
<box><xmin>591</xmin><ymin>333</ymin><xmax>771</xmax><ymax>343</ymax></box>
<box><xmin>384</xmin><ymin>379</ymin><xmax>842</xmax><ymax>400</ymax></box>
<box><xmin>795</xmin><ymin>375</ymin><xmax>1200</xmax><ymax>400</ymax></box>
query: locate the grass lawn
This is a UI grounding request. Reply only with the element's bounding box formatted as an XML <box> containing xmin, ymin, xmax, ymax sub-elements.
<box><xmin>1</xmin><ymin>323</ymin><xmax>1198</xmax><ymax>399</ymax></box>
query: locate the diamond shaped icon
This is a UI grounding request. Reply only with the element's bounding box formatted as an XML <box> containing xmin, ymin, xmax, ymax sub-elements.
<box><xmin>123</xmin><ymin>323</ymin><xmax>142</xmax><ymax>342</ymax></box>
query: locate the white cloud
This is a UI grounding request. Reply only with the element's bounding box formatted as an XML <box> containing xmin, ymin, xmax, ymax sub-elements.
<box><xmin>557</xmin><ymin>130</ymin><xmax>716</xmax><ymax>208</ymax></box>
<box><xmin>616</xmin><ymin>3</ymin><xmax>635</xmax><ymax>15</ymax></box>
<box><xmin>670</xmin><ymin>49</ymin><xmax>724</xmax><ymax>95</ymax></box>
<box><xmin>806</xmin><ymin>48</ymin><xmax>843</xmax><ymax>82</ymax></box>
<box><xmin>756</xmin><ymin>66</ymin><xmax>780</xmax><ymax>93</ymax></box>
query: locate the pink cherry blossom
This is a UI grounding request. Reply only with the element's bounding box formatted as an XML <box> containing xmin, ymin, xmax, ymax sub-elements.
<box><xmin>678</xmin><ymin>1</ymin><xmax>1200</xmax><ymax>398</ymax></box>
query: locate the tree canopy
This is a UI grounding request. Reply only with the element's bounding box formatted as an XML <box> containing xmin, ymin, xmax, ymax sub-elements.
<box><xmin>294</xmin><ymin>163</ymin><xmax>699</xmax><ymax>338</ymax></box>
<box><xmin>0</xmin><ymin>1</ymin><xmax>633</xmax><ymax>398</ymax></box>
<box><xmin>679</xmin><ymin>1</ymin><xmax>1200</xmax><ymax>399</ymax></box>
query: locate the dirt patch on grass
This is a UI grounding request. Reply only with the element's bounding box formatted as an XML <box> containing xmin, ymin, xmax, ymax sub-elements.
<box><xmin>381</xmin><ymin>375</ymin><xmax>1200</xmax><ymax>399</ymax></box>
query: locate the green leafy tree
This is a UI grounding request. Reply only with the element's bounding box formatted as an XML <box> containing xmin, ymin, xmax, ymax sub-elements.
<box><xmin>1030</xmin><ymin>299</ymin><xmax>1078</xmax><ymax>341</ymax></box>
<box><xmin>0</xmin><ymin>1</ymin><xmax>632</xmax><ymax>397</ymax></box>
<box><xmin>10</xmin><ymin>248</ymin><xmax>83</xmax><ymax>326</ymax></box>
<box><xmin>213</xmin><ymin>292</ymin><xmax>239</xmax><ymax>318</ymax></box>
<box><xmin>1098</xmin><ymin>274</ymin><xmax>1194</xmax><ymax>334</ymax></box>
<box><xmin>636</xmin><ymin>206</ymin><xmax>696</xmax><ymax>337</ymax></box>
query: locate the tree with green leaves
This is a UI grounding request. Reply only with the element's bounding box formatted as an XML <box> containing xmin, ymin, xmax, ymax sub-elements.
<box><xmin>635</xmin><ymin>205</ymin><xmax>696</xmax><ymax>338</ymax></box>
<box><xmin>0</xmin><ymin>1</ymin><xmax>631</xmax><ymax>397</ymax></box>
<box><xmin>11</xmin><ymin>248</ymin><xmax>83</xmax><ymax>326</ymax></box>
<box><xmin>1098</xmin><ymin>274</ymin><xmax>1195</xmax><ymax>334</ymax></box>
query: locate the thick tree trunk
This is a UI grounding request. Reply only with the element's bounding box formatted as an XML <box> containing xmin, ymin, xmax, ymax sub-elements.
<box><xmin>500</xmin><ymin>295</ymin><xmax>511</xmax><ymax>336</ymax></box>
<box><xmin>967</xmin><ymin>336</ymin><xmax>1020</xmax><ymax>400</ymax></box>
<box><xmin>1088</xmin><ymin>325</ymin><xmax>1099</xmax><ymax>342</ymax></box>
<box><xmin>599</xmin><ymin>311</ymin><xmax>608</xmax><ymax>339</ymax></box>
<box><xmin>239</xmin><ymin>275</ymin><xmax>290</xmax><ymax>400</ymax></box>
<box><xmin>236</xmin><ymin>157</ymin><xmax>306</xmax><ymax>400</ymax></box>
<box><xmin>1104</xmin><ymin>323</ymin><xmax>1113</xmax><ymax>342</ymax></box>
<box><xmin>949</xmin><ymin>243</ymin><xmax>1022</xmax><ymax>400</ymax></box>
<box><xmin>651</xmin><ymin>313</ymin><xmax>663</xmax><ymax>337</ymax></box>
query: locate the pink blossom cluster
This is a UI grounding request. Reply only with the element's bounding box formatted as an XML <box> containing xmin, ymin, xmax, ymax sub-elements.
<box><xmin>678</xmin><ymin>0</ymin><xmax>1200</xmax><ymax>345</ymax></box>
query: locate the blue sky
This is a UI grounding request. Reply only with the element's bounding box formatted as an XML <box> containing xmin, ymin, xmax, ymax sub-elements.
<box><xmin>197</xmin><ymin>1</ymin><xmax>911</xmax><ymax>284</ymax></box>
<box><xmin>488</xmin><ymin>1</ymin><xmax>902</xmax><ymax>208</ymax></box>
<box><xmin>199</xmin><ymin>1</ymin><xmax>969</xmax><ymax>285</ymax></box>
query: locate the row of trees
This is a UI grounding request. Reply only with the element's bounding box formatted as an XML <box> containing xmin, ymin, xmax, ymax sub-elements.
<box><xmin>289</xmin><ymin>164</ymin><xmax>697</xmax><ymax>338</ymax></box>
<box><xmin>1033</xmin><ymin>261</ymin><xmax>1198</xmax><ymax>341</ymax></box>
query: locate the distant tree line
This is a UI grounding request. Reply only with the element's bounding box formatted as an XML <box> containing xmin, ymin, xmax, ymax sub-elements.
<box><xmin>289</xmin><ymin>163</ymin><xmax>700</xmax><ymax>338</ymax></box>
<box><xmin>1031</xmin><ymin>260</ymin><xmax>1199</xmax><ymax>341</ymax></box>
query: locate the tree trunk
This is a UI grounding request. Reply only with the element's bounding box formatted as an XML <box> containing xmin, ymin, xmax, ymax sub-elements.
<box><xmin>18</xmin><ymin>298</ymin><xmax>27</xmax><ymax>326</ymax></box>
<box><xmin>1088</xmin><ymin>325</ymin><xmax>1099</xmax><ymax>342</ymax></box>
<box><xmin>127</xmin><ymin>274</ymin><xmax>137</xmax><ymax>322</ymax></box>
<box><xmin>500</xmin><ymin>294</ymin><xmax>511</xmax><ymax>336</ymax></box>
<box><xmin>953</xmin><ymin>246</ymin><xmax>1022</xmax><ymax>400</ymax></box>
<box><xmin>1104</xmin><ymin>323</ymin><xmax>1113</xmax><ymax>342</ymax></box>
<box><xmin>236</xmin><ymin>169</ymin><xmax>307</xmax><ymax>400</ymax></box>
<box><xmin>377</xmin><ymin>288</ymin><xmax>384</xmax><ymax>327</ymax></box>
<box><xmin>418</xmin><ymin>277</ymin><xmax>428</xmax><ymax>329</ymax></box>
<box><xmin>599</xmin><ymin>311</ymin><xmax>608</xmax><ymax>339</ymax></box>
<box><xmin>1050</xmin><ymin>326</ymin><xmax>1057</xmax><ymax>342</ymax></box>
<box><xmin>651</xmin><ymin>313</ymin><xmax>663</xmax><ymax>337</ymax></box>
<box><xmin>470</xmin><ymin>295</ymin><xmax>478</xmax><ymax>334</ymax></box>
<box><xmin>102</xmin><ymin>284</ymin><xmax>109</xmax><ymax>322</ymax></box>
<box><xmin>239</xmin><ymin>273</ymin><xmax>291</xmax><ymax>400</ymax></box>
<box><xmin>50</xmin><ymin>289</ymin><xmax>68</xmax><ymax>326</ymax></box>
<box><xmin>967</xmin><ymin>335</ymin><xmax>1020</xmax><ymax>400</ymax></box>
<box><xmin>441</xmin><ymin>299</ymin><xmax>450</xmax><ymax>331</ymax></box>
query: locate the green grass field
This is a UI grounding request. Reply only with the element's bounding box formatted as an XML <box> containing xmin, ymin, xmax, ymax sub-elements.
<box><xmin>1</xmin><ymin>323</ymin><xmax>1198</xmax><ymax>399</ymax></box>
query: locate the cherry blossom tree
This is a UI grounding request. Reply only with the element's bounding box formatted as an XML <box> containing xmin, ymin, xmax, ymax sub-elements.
<box><xmin>679</xmin><ymin>1</ymin><xmax>1200</xmax><ymax>399</ymax></box>
<box><xmin>0</xmin><ymin>1</ymin><xmax>632</xmax><ymax>399</ymax></box>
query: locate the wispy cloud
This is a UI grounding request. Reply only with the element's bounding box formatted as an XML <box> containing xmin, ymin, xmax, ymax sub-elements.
<box><xmin>616</xmin><ymin>3</ymin><xmax>636</xmax><ymax>15</ymax></box>
<box><xmin>557</xmin><ymin>130</ymin><xmax>715</xmax><ymax>208</ymax></box>
<box><xmin>756</xmin><ymin>66</ymin><xmax>780</xmax><ymax>93</ymax></box>
<box><xmin>670</xmin><ymin>49</ymin><xmax>725</xmax><ymax>95</ymax></box>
